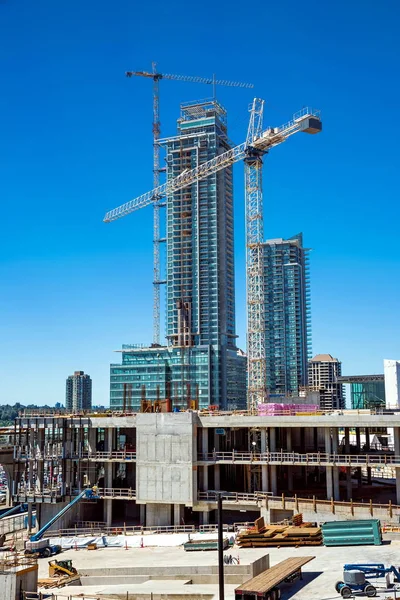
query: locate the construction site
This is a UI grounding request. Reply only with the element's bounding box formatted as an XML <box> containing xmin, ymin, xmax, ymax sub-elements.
<box><xmin>1</xmin><ymin>68</ymin><xmax>400</xmax><ymax>600</ymax></box>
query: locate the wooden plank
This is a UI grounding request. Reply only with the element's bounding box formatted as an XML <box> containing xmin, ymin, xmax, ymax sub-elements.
<box><xmin>235</xmin><ymin>557</ymin><xmax>315</xmax><ymax>594</ymax></box>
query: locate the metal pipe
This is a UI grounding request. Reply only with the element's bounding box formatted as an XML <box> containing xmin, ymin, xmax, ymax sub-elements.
<box><xmin>217</xmin><ymin>493</ymin><xmax>224</xmax><ymax>600</ymax></box>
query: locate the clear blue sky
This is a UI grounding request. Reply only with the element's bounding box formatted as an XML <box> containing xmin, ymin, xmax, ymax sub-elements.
<box><xmin>0</xmin><ymin>0</ymin><xmax>399</xmax><ymax>407</ymax></box>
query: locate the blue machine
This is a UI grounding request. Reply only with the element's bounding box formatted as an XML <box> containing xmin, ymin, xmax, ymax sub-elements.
<box><xmin>25</xmin><ymin>488</ymin><xmax>99</xmax><ymax>558</ymax></box>
<box><xmin>344</xmin><ymin>564</ymin><xmax>400</xmax><ymax>582</ymax></box>
<box><xmin>0</xmin><ymin>503</ymin><xmax>27</xmax><ymax>519</ymax></box>
<box><xmin>335</xmin><ymin>564</ymin><xmax>400</xmax><ymax>598</ymax></box>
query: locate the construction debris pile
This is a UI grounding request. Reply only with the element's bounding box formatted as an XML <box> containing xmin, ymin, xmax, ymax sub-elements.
<box><xmin>237</xmin><ymin>515</ymin><xmax>322</xmax><ymax>548</ymax></box>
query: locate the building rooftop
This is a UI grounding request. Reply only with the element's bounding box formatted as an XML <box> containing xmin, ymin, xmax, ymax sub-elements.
<box><xmin>310</xmin><ymin>354</ymin><xmax>338</xmax><ymax>362</ymax></box>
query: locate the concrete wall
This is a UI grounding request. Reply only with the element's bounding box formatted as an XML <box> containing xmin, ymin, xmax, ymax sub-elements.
<box><xmin>78</xmin><ymin>554</ymin><xmax>269</xmax><ymax>584</ymax></box>
<box><xmin>0</xmin><ymin>566</ymin><xmax>38</xmax><ymax>600</ymax></box>
<box><xmin>37</xmin><ymin>499</ymin><xmax>80</xmax><ymax>531</ymax></box>
<box><xmin>136</xmin><ymin>412</ymin><xmax>197</xmax><ymax>506</ymax></box>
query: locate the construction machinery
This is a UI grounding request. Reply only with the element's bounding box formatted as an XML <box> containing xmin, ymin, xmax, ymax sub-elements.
<box><xmin>0</xmin><ymin>503</ymin><xmax>27</xmax><ymax>519</ymax></box>
<box><xmin>335</xmin><ymin>564</ymin><xmax>400</xmax><ymax>598</ymax></box>
<box><xmin>104</xmin><ymin>100</ymin><xmax>321</xmax><ymax>408</ymax></box>
<box><xmin>126</xmin><ymin>64</ymin><xmax>253</xmax><ymax>345</ymax></box>
<box><xmin>48</xmin><ymin>559</ymin><xmax>77</xmax><ymax>577</ymax></box>
<box><xmin>25</xmin><ymin>487</ymin><xmax>98</xmax><ymax>558</ymax></box>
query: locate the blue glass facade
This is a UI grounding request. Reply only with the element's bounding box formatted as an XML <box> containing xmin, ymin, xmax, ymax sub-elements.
<box><xmin>263</xmin><ymin>233</ymin><xmax>311</xmax><ymax>396</ymax></box>
<box><xmin>110</xmin><ymin>100</ymin><xmax>246</xmax><ymax>410</ymax></box>
<box><xmin>110</xmin><ymin>344</ymin><xmax>246</xmax><ymax>411</ymax></box>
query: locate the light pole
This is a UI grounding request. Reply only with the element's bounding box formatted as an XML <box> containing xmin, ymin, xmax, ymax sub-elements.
<box><xmin>217</xmin><ymin>492</ymin><xmax>224</xmax><ymax>600</ymax></box>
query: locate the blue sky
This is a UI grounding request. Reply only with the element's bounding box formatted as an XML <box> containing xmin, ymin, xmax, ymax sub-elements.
<box><xmin>0</xmin><ymin>0</ymin><xmax>399</xmax><ymax>406</ymax></box>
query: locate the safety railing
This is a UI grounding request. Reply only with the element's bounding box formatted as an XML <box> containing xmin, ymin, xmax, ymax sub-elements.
<box><xmin>14</xmin><ymin>448</ymin><xmax>137</xmax><ymax>461</ymax></box>
<box><xmin>97</xmin><ymin>487</ymin><xmax>136</xmax><ymax>499</ymax></box>
<box><xmin>198</xmin><ymin>450</ymin><xmax>400</xmax><ymax>466</ymax></box>
<box><xmin>44</xmin><ymin>523</ymin><xmax>198</xmax><ymax>537</ymax></box>
<box><xmin>44</xmin><ymin>522</ymin><xmax>253</xmax><ymax>538</ymax></box>
<box><xmin>80</xmin><ymin>451</ymin><xmax>136</xmax><ymax>461</ymax></box>
<box><xmin>198</xmin><ymin>491</ymin><xmax>400</xmax><ymax>514</ymax></box>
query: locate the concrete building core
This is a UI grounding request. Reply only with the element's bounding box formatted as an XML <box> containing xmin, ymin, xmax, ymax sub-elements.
<box><xmin>12</xmin><ymin>409</ymin><xmax>400</xmax><ymax>530</ymax></box>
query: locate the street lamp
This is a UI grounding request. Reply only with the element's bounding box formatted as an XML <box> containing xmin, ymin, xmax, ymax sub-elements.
<box><xmin>210</xmin><ymin>490</ymin><xmax>236</xmax><ymax>600</ymax></box>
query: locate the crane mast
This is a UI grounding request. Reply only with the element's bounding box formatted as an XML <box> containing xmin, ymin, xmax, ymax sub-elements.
<box><xmin>245</xmin><ymin>99</ymin><xmax>267</xmax><ymax>408</ymax></box>
<box><xmin>104</xmin><ymin>102</ymin><xmax>322</xmax><ymax>409</ymax></box>
<box><xmin>125</xmin><ymin>65</ymin><xmax>253</xmax><ymax>345</ymax></box>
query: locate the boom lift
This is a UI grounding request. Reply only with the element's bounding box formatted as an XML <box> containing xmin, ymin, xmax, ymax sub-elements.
<box><xmin>0</xmin><ymin>503</ymin><xmax>27</xmax><ymax>519</ymax></box>
<box><xmin>25</xmin><ymin>488</ymin><xmax>98</xmax><ymax>558</ymax></box>
<box><xmin>335</xmin><ymin>564</ymin><xmax>400</xmax><ymax>598</ymax></box>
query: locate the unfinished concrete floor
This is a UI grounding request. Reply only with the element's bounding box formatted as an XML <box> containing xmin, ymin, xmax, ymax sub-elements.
<box><xmin>40</xmin><ymin>540</ymin><xmax>400</xmax><ymax>600</ymax></box>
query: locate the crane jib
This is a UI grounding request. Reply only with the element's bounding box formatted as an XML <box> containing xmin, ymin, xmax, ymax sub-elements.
<box><xmin>103</xmin><ymin>106</ymin><xmax>321</xmax><ymax>223</ymax></box>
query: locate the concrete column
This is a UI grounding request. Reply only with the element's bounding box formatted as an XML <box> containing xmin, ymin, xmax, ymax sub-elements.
<box><xmin>365</xmin><ymin>428</ymin><xmax>370</xmax><ymax>451</ymax></box>
<box><xmin>344</xmin><ymin>428</ymin><xmax>350</xmax><ymax>453</ymax></box>
<box><xmin>103</xmin><ymin>430</ymin><xmax>114</xmax><ymax>526</ymax></box>
<box><xmin>333</xmin><ymin>465</ymin><xmax>340</xmax><ymax>501</ymax></box>
<box><xmin>201</xmin><ymin>511</ymin><xmax>209</xmax><ymax>525</ymax></box>
<box><xmin>286</xmin><ymin>429</ymin><xmax>292</xmax><ymax>451</ymax></box>
<box><xmin>88</xmin><ymin>428</ymin><xmax>97</xmax><ymax>454</ymax></box>
<box><xmin>286</xmin><ymin>429</ymin><xmax>293</xmax><ymax>490</ymax></box>
<box><xmin>201</xmin><ymin>466</ymin><xmax>209</xmax><ymax>492</ymax></box>
<box><xmin>325</xmin><ymin>428</ymin><xmax>333</xmax><ymax>499</ymax></box>
<box><xmin>202</xmin><ymin>429</ymin><xmax>208</xmax><ymax>457</ymax></box>
<box><xmin>269</xmin><ymin>428</ymin><xmax>276</xmax><ymax>452</ymax></box>
<box><xmin>260</xmin><ymin>429</ymin><xmax>267</xmax><ymax>453</ymax></box>
<box><xmin>324</xmin><ymin>428</ymin><xmax>332</xmax><ymax>453</ymax></box>
<box><xmin>106</xmin><ymin>428</ymin><xmax>114</xmax><ymax>453</ymax></box>
<box><xmin>346</xmin><ymin>468</ymin><xmax>352</xmax><ymax>500</ymax></box>
<box><xmin>269</xmin><ymin>428</ymin><xmax>277</xmax><ymax>495</ymax></box>
<box><xmin>313</xmin><ymin>428</ymin><xmax>319</xmax><ymax>451</ymax></box>
<box><xmin>332</xmin><ymin>428</ymin><xmax>339</xmax><ymax>453</ymax></box>
<box><xmin>174</xmin><ymin>504</ymin><xmax>184</xmax><ymax>526</ymax></box>
<box><xmin>105</xmin><ymin>500</ymin><xmax>113</xmax><ymax>526</ymax></box>
<box><xmin>331</xmin><ymin>428</ymin><xmax>340</xmax><ymax>500</ymax></box>
<box><xmin>326</xmin><ymin>466</ymin><xmax>333</xmax><ymax>499</ymax></box>
<box><xmin>27</xmin><ymin>502</ymin><xmax>33</xmax><ymax>533</ymax></box>
<box><xmin>260</xmin><ymin>429</ymin><xmax>269</xmax><ymax>492</ymax></box>
<box><xmin>394</xmin><ymin>428</ymin><xmax>400</xmax><ymax>505</ymax></box>
<box><xmin>214</xmin><ymin>465</ymin><xmax>220</xmax><ymax>490</ymax></box>
<box><xmin>140</xmin><ymin>504</ymin><xmax>146</xmax><ymax>526</ymax></box>
<box><xmin>356</xmin><ymin>428</ymin><xmax>361</xmax><ymax>452</ymax></box>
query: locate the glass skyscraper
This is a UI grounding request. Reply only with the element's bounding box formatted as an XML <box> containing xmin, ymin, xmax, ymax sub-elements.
<box><xmin>263</xmin><ymin>233</ymin><xmax>311</xmax><ymax>396</ymax></box>
<box><xmin>110</xmin><ymin>100</ymin><xmax>246</xmax><ymax>411</ymax></box>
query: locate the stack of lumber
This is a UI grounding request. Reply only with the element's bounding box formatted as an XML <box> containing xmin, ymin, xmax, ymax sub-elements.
<box><xmin>237</xmin><ymin>516</ymin><xmax>322</xmax><ymax>548</ymax></box>
<box><xmin>38</xmin><ymin>574</ymin><xmax>80</xmax><ymax>589</ymax></box>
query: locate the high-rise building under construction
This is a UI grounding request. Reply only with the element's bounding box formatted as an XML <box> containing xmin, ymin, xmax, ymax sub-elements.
<box><xmin>110</xmin><ymin>100</ymin><xmax>246</xmax><ymax>410</ymax></box>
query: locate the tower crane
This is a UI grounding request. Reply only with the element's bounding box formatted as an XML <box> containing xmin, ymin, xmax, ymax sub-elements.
<box><xmin>104</xmin><ymin>101</ymin><xmax>322</xmax><ymax>409</ymax></box>
<box><xmin>125</xmin><ymin>63</ymin><xmax>253</xmax><ymax>345</ymax></box>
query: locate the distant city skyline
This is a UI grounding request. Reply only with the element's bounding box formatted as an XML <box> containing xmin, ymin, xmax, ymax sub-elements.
<box><xmin>1</xmin><ymin>0</ymin><xmax>399</xmax><ymax>406</ymax></box>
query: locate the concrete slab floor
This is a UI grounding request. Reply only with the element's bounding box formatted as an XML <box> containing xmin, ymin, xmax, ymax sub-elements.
<box><xmin>39</xmin><ymin>542</ymin><xmax>400</xmax><ymax>600</ymax></box>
